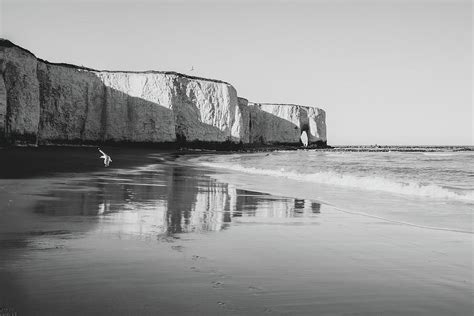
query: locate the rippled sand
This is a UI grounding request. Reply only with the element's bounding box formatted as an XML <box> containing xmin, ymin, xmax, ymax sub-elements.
<box><xmin>0</xmin><ymin>147</ymin><xmax>472</xmax><ymax>315</ymax></box>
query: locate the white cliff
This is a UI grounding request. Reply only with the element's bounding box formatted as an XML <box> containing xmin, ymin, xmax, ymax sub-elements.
<box><xmin>249</xmin><ymin>103</ymin><xmax>327</xmax><ymax>144</ymax></box>
<box><xmin>0</xmin><ymin>41</ymin><xmax>40</xmax><ymax>144</ymax></box>
<box><xmin>0</xmin><ymin>39</ymin><xmax>327</xmax><ymax>147</ymax></box>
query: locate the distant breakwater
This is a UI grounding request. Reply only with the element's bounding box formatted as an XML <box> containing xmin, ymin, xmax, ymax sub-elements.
<box><xmin>331</xmin><ymin>146</ymin><xmax>473</xmax><ymax>152</ymax></box>
<box><xmin>0</xmin><ymin>39</ymin><xmax>327</xmax><ymax>148</ymax></box>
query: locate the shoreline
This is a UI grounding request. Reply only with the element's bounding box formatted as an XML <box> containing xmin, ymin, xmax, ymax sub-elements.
<box><xmin>1</xmin><ymin>143</ymin><xmax>472</xmax><ymax>153</ymax></box>
<box><xmin>183</xmin><ymin>151</ymin><xmax>473</xmax><ymax>234</ymax></box>
<box><xmin>192</xmin><ymin>162</ymin><xmax>474</xmax><ymax>233</ymax></box>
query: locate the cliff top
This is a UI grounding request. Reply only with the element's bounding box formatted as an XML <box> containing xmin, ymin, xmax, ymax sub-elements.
<box><xmin>0</xmin><ymin>38</ymin><xmax>231</xmax><ymax>85</ymax></box>
<box><xmin>250</xmin><ymin>102</ymin><xmax>323</xmax><ymax>109</ymax></box>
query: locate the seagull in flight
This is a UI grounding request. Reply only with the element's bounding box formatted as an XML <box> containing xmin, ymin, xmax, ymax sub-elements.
<box><xmin>98</xmin><ymin>148</ymin><xmax>112</xmax><ymax>167</ymax></box>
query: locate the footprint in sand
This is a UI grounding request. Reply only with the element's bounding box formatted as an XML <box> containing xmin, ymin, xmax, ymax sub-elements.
<box><xmin>216</xmin><ymin>301</ymin><xmax>236</xmax><ymax>312</ymax></box>
<box><xmin>189</xmin><ymin>266</ymin><xmax>216</xmax><ymax>273</ymax></box>
<box><xmin>248</xmin><ymin>285</ymin><xmax>264</xmax><ymax>295</ymax></box>
<box><xmin>171</xmin><ymin>245</ymin><xmax>184</xmax><ymax>252</ymax></box>
<box><xmin>263</xmin><ymin>307</ymin><xmax>275</xmax><ymax>313</ymax></box>
<box><xmin>211</xmin><ymin>281</ymin><xmax>224</xmax><ymax>289</ymax></box>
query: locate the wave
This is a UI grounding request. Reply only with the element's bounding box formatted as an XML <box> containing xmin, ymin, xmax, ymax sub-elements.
<box><xmin>198</xmin><ymin>162</ymin><xmax>474</xmax><ymax>202</ymax></box>
<box><xmin>422</xmin><ymin>152</ymin><xmax>461</xmax><ymax>157</ymax></box>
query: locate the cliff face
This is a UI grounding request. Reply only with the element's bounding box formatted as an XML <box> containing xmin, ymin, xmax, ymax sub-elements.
<box><xmin>249</xmin><ymin>103</ymin><xmax>326</xmax><ymax>144</ymax></box>
<box><xmin>0</xmin><ymin>39</ymin><xmax>327</xmax><ymax>147</ymax></box>
<box><xmin>0</xmin><ymin>42</ymin><xmax>40</xmax><ymax>144</ymax></box>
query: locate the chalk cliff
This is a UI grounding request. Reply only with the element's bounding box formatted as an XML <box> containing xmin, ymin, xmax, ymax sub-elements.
<box><xmin>248</xmin><ymin>103</ymin><xmax>326</xmax><ymax>144</ymax></box>
<box><xmin>0</xmin><ymin>39</ymin><xmax>327</xmax><ymax>147</ymax></box>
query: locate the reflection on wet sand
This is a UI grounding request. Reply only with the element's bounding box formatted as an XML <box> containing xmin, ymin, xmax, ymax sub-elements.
<box><xmin>32</xmin><ymin>163</ymin><xmax>322</xmax><ymax>238</ymax></box>
<box><xmin>2</xmin><ymin>152</ymin><xmax>472</xmax><ymax>316</ymax></box>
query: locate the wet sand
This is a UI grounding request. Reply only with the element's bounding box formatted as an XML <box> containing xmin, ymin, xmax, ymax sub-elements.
<box><xmin>0</xmin><ymin>148</ymin><xmax>472</xmax><ymax>315</ymax></box>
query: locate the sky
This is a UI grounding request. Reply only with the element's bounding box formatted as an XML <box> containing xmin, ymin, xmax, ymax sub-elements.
<box><xmin>0</xmin><ymin>0</ymin><xmax>471</xmax><ymax>145</ymax></box>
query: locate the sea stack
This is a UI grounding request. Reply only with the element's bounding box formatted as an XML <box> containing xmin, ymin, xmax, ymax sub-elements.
<box><xmin>0</xmin><ymin>39</ymin><xmax>327</xmax><ymax>147</ymax></box>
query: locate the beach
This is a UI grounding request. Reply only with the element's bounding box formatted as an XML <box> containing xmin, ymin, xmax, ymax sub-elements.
<box><xmin>0</xmin><ymin>147</ymin><xmax>472</xmax><ymax>315</ymax></box>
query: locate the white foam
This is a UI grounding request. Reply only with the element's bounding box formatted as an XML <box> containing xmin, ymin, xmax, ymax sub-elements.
<box><xmin>422</xmin><ymin>152</ymin><xmax>460</xmax><ymax>157</ymax></box>
<box><xmin>199</xmin><ymin>162</ymin><xmax>474</xmax><ymax>202</ymax></box>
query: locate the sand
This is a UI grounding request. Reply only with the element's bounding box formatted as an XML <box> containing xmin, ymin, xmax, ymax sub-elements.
<box><xmin>0</xmin><ymin>147</ymin><xmax>472</xmax><ymax>315</ymax></box>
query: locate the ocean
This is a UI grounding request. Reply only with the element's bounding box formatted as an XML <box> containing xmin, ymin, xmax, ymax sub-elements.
<box><xmin>192</xmin><ymin>149</ymin><xmax>474</xmax><ymax>233</ymax></box>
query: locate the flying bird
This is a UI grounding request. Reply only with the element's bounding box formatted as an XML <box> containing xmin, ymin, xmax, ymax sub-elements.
<box><xmin>98</xmin><ymin>148</ymin><xmax>112</xmax><ymax>167</ymax></box>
